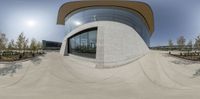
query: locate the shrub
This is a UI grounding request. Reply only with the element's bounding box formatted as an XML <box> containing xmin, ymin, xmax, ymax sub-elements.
<box><xmin>19</xmin><ymin>54</ymin><xmax>22</xmax><ymax>59</ymax></box>
<box><xmin>184</xmin><ymin>53</ymin><xmax>187</xmax><ymax>57</ymax></box>
<box><xmin>32</xmin><ymin>53</ymin><xmax>35</xmax><ymax>57</ymax></box>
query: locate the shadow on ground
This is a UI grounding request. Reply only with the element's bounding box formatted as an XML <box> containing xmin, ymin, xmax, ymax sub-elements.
<box><xmin>163</xmin><ymin>53</ymin><xmax>200</xmax><ymax>78</ymax></box>
<box><xmin>0</xmin><ymin>55</ymin><xmax>43</xmax><ymax>77</ymax></box>
<box><xmin>170</xmin><ymin>60</ymin><xmax>200</xmax><ymax>65</ymax></box>
<box><xmin>31</xmin><ymin>57</ymin><xmax>42</xmax><ymax>65</ymax></box>
<box><xmin>162</xmin><ymin>54</ymin><xmax>200</xmax><ymax>65</ymax></box>
<box><xmin>193</xmin><ymin>69</ymin><xmax>200</xmax><ymax>78</ymax></box>
<box><xmin>0</xmin><ymin>62</ymin><xmax>22</xmax><ymax>77</ymax></box>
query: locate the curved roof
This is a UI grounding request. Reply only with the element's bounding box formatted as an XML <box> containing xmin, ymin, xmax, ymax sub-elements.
<box><xmin>57</xmin><ymin>1</ymin><xmax>154</xmax><ymax>33</ymax></box>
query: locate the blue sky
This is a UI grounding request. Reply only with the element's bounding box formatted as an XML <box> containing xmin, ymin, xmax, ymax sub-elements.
<box><xmin>0</xmin><ymin>0</ymin><xmax>200</xmax><ymax>47</ymax></box>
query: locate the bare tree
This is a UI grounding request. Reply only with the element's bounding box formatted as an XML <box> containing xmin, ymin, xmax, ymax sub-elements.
<box><xmin>177</xmin><ymin>36</ymin><xmax>186</xmax><ymax>50</ymax></box>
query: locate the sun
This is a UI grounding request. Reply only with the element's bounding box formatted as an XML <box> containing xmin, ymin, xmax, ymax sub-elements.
<box><xmin>26</xmin><ymin>20</ymin><xmax>37</xmax><ymax>27</ymax></box>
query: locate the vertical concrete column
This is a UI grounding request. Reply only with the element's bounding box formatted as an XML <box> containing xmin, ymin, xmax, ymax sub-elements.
<box><xmin>60</xmin><ymin>39</ymin><xmax>68</xmax><ymax>56</ymax></box>
<box><xmin>96</xmin><ymin>26</ymin><xmax>105</xmax><ymax>68</ymax></box>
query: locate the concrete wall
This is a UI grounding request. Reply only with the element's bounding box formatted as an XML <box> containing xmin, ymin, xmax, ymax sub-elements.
<box><xmin>60</xmin><ymin>21</ymin><xmax>149</xmax><ymax>68</ymax></box>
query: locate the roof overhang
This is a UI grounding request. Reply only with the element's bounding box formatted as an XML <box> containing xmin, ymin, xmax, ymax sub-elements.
<box><xmin>57</xmin><ymin>0</ymin><xmax>154</xmax><ymax>33</ymax></box>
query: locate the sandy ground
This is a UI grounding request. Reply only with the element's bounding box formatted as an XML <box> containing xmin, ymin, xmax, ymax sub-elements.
<box><xmin>0</xmin><ymin>50</ymin><xmax>200</xmax><ymax>99</ymax></box>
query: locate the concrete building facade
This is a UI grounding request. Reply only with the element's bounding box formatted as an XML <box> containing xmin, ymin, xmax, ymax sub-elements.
<box><xmin>57</xmin><ymin>1</ymin><xmax>154</xmax><ymax>68</ymax></box>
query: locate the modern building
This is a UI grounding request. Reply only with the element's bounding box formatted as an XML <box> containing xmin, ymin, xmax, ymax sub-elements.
<box><xmin>57</xmin><ymin>1</ymin><xmax>154</xmax><ymax>68</ymax></box>
<box><xmin>42</xmin><ymin>40</ymin><xmax>62</xmax><ymax>50</ymax></box>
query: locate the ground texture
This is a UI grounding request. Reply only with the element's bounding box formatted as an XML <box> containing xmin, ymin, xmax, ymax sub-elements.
<box><xmin>0</xmin><ymin>51</ymin><xmax>200</xmax><ymax>99</ymax></box>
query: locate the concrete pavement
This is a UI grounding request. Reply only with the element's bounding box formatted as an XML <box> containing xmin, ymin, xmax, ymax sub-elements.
<box><xmin>0</xmin><ymin>51</ymin><xmax>200</xmax><ymax>99</ymax></box>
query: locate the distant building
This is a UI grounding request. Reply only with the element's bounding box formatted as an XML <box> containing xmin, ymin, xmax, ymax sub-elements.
<box><xmin>150</xmin><ymin>45</ymin><xmax>194</xmax><ymax>51</ymax></box>
<box><xmin>57</xmin><ymin>1</ymin><xmax>154</xmax><ymax>68</ymax></box>
<box><xmin>42</xmin><ymin>40</ymin><xmax>62</xmax><ymax>50</ymax></box>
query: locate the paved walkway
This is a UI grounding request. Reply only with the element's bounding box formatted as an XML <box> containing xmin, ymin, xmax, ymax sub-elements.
<box><xmin>0</xmin><ymin>51</ymin><xmax>200</xmax><ymax>99</ymax></box>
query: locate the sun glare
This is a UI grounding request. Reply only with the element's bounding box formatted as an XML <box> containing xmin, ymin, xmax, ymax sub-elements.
<box><xmin>26</xmin><ymin>20</ymin><xmax>36</xmax><ymax>27</ymax></box>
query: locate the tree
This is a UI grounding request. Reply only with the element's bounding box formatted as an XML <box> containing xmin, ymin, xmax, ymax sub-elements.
<box><xmin>11</xmin><ymin>39</ymin><xmax>16</xmax><ymax>49</ymax></box>
<box><xmin>7</xmin><ymin>42</ymin><xmax>12</xmax><ymax>50</ymax></box>
<box><xmin>186</xmin><ymin>40</ymin><xmax>193</xmax><ymax>54</ymax></box>
<box><xmin>0</xmin><ymin>33</ymin><xmax>8</xmax><ymax>51</ymax></box>
<box><xmin>194</xmin><ymin>36</ymin><xmax>200</xmax><ymax>51</ymax></box>
<box><xmin>36</xmin><ymin>41</ymin><xmax>42</xmax><ymax>53</ymax></box>
<box><xmin>16</xmin><ymin>32</ymin><xmax>29</xmax><ymax>54</ymax></box>
<box><xmin>16</xmin><ymin>32</ymin><xmax>26</xmax><ymax>52</ymax></box>
<box><xmin>7</xmin><ymin>39</ymin><xmax>15</xmax><ymax>50</ymax></box>
<box><xmin>23</xmin><ymin>38</ymin><xmax>29</xmax><ymax>53</ymax></box>
<box><xmin>177</xmin><ymin>36</ymin><xmax>186</xmax><ymax>50</ymax></box>
<box><xmin>168</xmin><ymin>39</ymin><xmax>173</xmax><ymax>50</ymax></box>
<box><xmin>187</xmin><ymin>40</ymin><xmax>193</xmax><ymax>50</ymax></box>
<box><xmin>30</xmin><ymin>38</ymin><xmax>37</xmax><ymax>53</ymax></box>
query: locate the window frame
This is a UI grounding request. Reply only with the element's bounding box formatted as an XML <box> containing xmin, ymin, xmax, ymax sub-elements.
<box><xmin>67</xmin><ymin>27</ymin><xmax>98</xmax><ymax>58</ymax></box>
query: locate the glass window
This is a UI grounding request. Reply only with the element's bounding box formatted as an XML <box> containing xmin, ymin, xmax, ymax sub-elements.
<box><xmin>68</xmin><ymin>28</ymin><xmax>97</xmax><ymax>58</ymax></box>
<box><xmin>64</xmin><ymin>7</ymin><xmax>151</xmax><ymax>46</ymax></box>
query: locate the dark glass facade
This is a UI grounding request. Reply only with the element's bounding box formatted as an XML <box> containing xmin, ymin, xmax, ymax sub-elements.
<box><xmin>65</xmin><ymin>7</ymin><xmax>151</xmax><ymax>46</ymax></box>
<box><xmin>68</xmin><ymin>28</ymin><xmax>97</xmax><ymax>58</ymax></box>
<box><xmin>42</xmin><ymin>40</ymin><xmax>62</xmax><ymax>50</ymax></box>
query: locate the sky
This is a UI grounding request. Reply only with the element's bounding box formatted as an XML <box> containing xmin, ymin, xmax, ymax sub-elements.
<box><xmin>0</xmin><ymin>0</ymin><xmax>200</xmax><ymax>47</ymax></box>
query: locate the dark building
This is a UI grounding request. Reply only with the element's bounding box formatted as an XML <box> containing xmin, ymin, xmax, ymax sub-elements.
<box><xmin>42</xmin><ymin>40</ymin><xmax>62</xmax><ymax>50</ymax></box>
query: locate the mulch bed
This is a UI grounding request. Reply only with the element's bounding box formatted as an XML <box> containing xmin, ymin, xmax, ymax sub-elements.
<box><xmin>170</xmin><ymin>52</ymin><xmax>200</xmax><ymax>61</ymax></box>
<box><xmin>0</xmin><ymin>53</ymin><xmax>44</xmax><ymax>62</ymax></box>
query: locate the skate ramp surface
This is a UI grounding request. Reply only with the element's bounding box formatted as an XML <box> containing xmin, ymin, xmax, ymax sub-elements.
<box><xmin>0</xmin><ymin>51</ymin><xmax>200</xmax><ymax>99</ymax></box>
